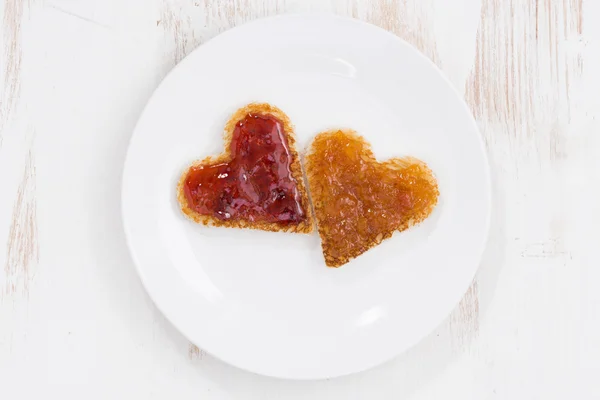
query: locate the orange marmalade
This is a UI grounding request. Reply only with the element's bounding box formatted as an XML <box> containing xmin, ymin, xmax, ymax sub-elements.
<box><xmin>305</xmin><ymin>129</ymin><xmax>439</xmax><ymax>267</ymax></box>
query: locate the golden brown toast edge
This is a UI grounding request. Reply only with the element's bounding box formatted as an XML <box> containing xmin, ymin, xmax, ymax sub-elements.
<box><xmin>177</xmin><ymin>103</ymin><xmax>314</xmax><ymax>234</ymax></box>
<box><xmin>304</xmin><ymin>129</ymin><xmax>439</xmax><ymax>267</ymax></box>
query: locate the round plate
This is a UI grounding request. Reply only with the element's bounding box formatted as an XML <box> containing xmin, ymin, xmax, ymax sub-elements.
<box><xmin>122</xmin><ymin>15</ymin><xmax>491</xmax><ymax>380</ymax></box>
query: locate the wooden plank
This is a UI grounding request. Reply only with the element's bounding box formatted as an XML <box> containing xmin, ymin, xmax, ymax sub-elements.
<box><xmin>3</xmin><ymin>0</ymin><xmax>599</xmax><ymax>396</ymax></box>
<box><xmin>1</xmin><ymin>1</ymin><xmax>39</xmax><ymax>301</ymax></box>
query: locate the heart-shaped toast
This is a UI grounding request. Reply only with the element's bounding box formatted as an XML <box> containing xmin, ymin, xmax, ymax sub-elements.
<box><xmin>177</xmin><ymin>103</ymin><xmax>313</xmax><ymax>233</ymax></box>
<box><xmin>305</xmin><ymin>129</ymin><xmax>439</xmax><ymax>267</ymax></box>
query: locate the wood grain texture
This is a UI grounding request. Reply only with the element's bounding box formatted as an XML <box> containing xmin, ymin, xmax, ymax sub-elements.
<box><xmin>456</xmin><ymin>0</ymin><xmax>586</xmax><ymax>363</ymax></box>
<box><xmin>157</xmin><ymin>0</ymin><xmax>283</xmax><ymax>68</ymax></box>
<box><xmin>363</xmin><ymin>0</ymin><xmax>440</xmax><ymax>65</ymax></box>
<box><xmin>3</xmin><ymin>149</ymin><xmax>38</xmax><ymax>298</ymax></box>
<box><xmin>466</xmin><ymin>0</ymin><xmax>583</xmax><ymax>143</ymax></box>
<box><xmin>449</xmin><ymin>281</ymin><xmax>479</xmax><ymax>349</ymax></box>
<box><xmin>0</xmin><ymin>0</ymin><xmax>30</xmax><ymax>139</ymax></box>
<box><xmin>203</xmin><ymin>0</ymin><xmax>258</xmax><ymax>27</ymax></box>
<box><xmin>159</xmin><ymin>1</ymin><xmax>200</xmax><ymax>64</ymax></box>
<box><xmin>446</xmin><ymin>0</ymin><xmax>584</xmax><ymax>354</ymax></box>
<box><xmin>1</xmin><ymin>0</ymin><xmax>39</xmax><ymax>301</ymax></box>
<box><xmin>188</xmin><ymin>344</ymin><xmax>205</xmax><ymax>360</ymax></box>
<box><xmin>464</xmin><ymin>0</ymin><xmax>585</xmax><ymax>295</ymax></box>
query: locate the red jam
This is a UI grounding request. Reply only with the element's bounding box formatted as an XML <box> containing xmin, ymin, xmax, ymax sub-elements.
<box><xmin>183</xmin><ymin>113</ymin><xmax>306</xmax><ymax>225</ymax></box>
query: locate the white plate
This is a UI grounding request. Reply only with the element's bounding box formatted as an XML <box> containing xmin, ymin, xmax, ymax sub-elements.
<box><xmin>122</xmin><ymin>14</ymin><xmax>491</xmax><ymax>380</ymax></box>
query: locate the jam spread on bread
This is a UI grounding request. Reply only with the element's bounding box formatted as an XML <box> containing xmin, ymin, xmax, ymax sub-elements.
<box><xmin>305</xmin><ymin>129</ymin><xmax>439</xmax><ymax>267</ymax></box>
<box><xmin>183</xmin><ymin>113</ymin><xmax>306</xmax><ymax>225</ymax></box>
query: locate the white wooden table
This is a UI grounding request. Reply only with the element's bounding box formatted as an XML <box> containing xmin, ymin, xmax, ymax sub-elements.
<box><xmin>1</xmin><ymin>0</ymin><xmax>599</xmax><ymax>398</ymax></box>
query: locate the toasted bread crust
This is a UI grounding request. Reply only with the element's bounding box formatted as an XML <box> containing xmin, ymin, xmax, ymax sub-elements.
<box><xmin>177</xmin><ymin>103</ymin><xmax>314</xmax><ymax>234</ymax></box>
<box><xmin>305</xmin><ymin>129</ymin><xmax>438</xmax><ymax>267</ymax></box>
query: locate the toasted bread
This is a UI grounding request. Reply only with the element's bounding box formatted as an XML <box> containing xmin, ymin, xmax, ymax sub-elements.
<box><xmin>177</xmin><ymin>103</ymin><xmax>313</xmax><ymax>233</ymax></box>
<box><xmin>305</xmin><ymin>129</ymin><xmax>439</xmax><ymax>267</ymax></box>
